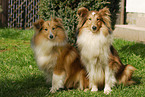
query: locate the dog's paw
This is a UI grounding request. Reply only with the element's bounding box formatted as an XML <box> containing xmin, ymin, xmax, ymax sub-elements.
<box><xmin>49</xmin><ymin>87</ymin><xmax>57</xmax><ymax>93</ymax></box>
<box><xmin>91</xmin><ymin>86</ymin><xmax>98</xmax><ymax>92</ymax></box>
<box><xmin>84</xmin><ymin>88</ymin><xmax>89</xmax><ymax>92</ymax></box>
<box><xmin>104</xmin><ymin>87</ymin><xmax>112</xmax><ymax>95</ymax></box>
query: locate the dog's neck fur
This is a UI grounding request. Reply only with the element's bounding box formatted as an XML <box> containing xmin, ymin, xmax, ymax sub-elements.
<box><xmin>77</xmin><ymin>27</ymin><xmax>112</xmax><ymax>59</ymax></box>
<box><xmin>33</xmin><ymin>39</ymin><xmax>67</xmax><ymax>56</ymax></box>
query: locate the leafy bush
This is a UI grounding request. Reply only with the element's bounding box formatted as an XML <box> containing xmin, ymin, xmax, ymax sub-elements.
<box><xmin>39</xmin><ymin>0</ymin><xmax>120</xmax><ymax>44</ymax></box>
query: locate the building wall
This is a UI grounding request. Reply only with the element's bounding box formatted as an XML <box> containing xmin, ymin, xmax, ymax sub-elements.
<box><xmin>126</xmin><ymin>0</ymin><xmax>145</xmax><ymax>13</ymax></box>
<box><xmin>126</xmin><ymin>0</ymin><xmax>145</xmax><ymax>27</ymax></box>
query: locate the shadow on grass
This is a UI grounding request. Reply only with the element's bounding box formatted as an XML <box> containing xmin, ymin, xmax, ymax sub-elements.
<box><xmin>0</xmin><ymin>75</ymin><xmax>52</xmax><ymax>97</ymax></box>
<box><xmin>1</xmin><ymin>75</ymin><xmax>142</xmax><ymax>97</ymax></box>
<box><xmin>118</xmin><ymin>43</ymin><xmax>145</xmax><ymax>59</ymax></box>
<box><xmin>132</xmin><ymin>76</ymin><xmax>142</xmax><ymax>85</ymax></box>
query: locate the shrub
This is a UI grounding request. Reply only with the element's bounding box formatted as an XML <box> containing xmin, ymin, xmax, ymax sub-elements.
<box><xmin>38</xmin><ymin>0</ymin><xmax>120</xmax><ymax>44</ymax></box>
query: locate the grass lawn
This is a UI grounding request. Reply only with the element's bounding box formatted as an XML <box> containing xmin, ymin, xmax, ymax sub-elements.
<box><xmin>0</xmin><ymin>28</ymin><xmax>145</xmax><ymax>97</ymax></box>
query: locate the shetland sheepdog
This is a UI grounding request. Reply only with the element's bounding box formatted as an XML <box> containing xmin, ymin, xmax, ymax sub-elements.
<box><xmin>31</xmin><ymin>18</ymin><xmax>88</xmax><ymax>93</ymax></box>
<box><xmin>76</xmin><ymin>7</ymin><xmax>136</xmax><ymax>94</ymax></box>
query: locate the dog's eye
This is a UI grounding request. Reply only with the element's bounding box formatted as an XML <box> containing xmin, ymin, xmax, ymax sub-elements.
<box><xmin>44</xmin><ymin>29</ymin><xmax>48</xmax><ymax>31</ymax></box>
<box><xmin>89</xmin><ymin>18</ymin><xmax>91</xmax><ymax>20</ymax></box>
<box><xmin>97</xmin><ymin>18</ymin><xmax>99</xmax><ymax>21</ymax></box>
<box><xmin>52</xmin><ymin>28</ymin><xmax>55</xmax><ymax>30</ymax></box>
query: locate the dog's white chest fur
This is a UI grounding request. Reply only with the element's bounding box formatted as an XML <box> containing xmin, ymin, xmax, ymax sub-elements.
<box><xmin>77</xmin><ymin>28</ymin><xmax>112</xmax><ymax>61</ymax></box>
<box><xmin>33</xmin><ymin>40</ymin><xmax>57</xmax><ymax>73</ymax></box>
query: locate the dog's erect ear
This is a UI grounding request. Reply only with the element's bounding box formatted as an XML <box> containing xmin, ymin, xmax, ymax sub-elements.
<box><xmin>76</xmin><ymin>7</ymin><xmax>88</xmax><ymax>37</ymax></box>
<box><xmin>53</xmin><ymin>18</ymin><xmax>64</xmax><ymax>28</ymax></box>
<box><xmin>99</xmin><ymin>7</ymin><xmax>110</xmax><ymax>16</ymax></box>
<box><xmin>77</xmin><ymin>7</ymin><xmax>88</xmax><ymax>17</ymax></box>
<box><xmin>33</xmin><ymin>19</ymin><xmax>45</xmax><ymax>29</ymax></box>
<box><xmin>53</xmin><ymin>18</ymin><xmax>63</xmax><ymax>23</ymax></box>
<box><xmin>99</xmin><ymin>7</ymin><xmax>112</xmax><ymax>34</ymax></box>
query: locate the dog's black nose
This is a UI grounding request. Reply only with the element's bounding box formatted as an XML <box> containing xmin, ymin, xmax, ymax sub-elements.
<box><xmin>49</xmin><ymin>34</ymin><xmax>53</xmax><ymax>39</ymax></box>
<box><xmin>92</xmin><ymin>26</ymin><xmax>97</xmax><ymax>30</ymax></box>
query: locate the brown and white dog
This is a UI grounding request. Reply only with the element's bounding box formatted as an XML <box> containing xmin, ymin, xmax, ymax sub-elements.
<box><xmin>31</xmin><ymin>18</ymin><xmax>88</xmax><ymax>93</ymax></box>
<box><xmin>76</xmin><ymin>7</ymin><xmax>136</xmax><ymax>94</ymax></box>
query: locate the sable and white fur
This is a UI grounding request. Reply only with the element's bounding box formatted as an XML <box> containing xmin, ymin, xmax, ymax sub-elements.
<box><xmin>76</xmin><ymin>7</ymin><xmax>136</xmax><ymax>94</ymax></box>
<box><xmin>31</xmin><ymin>18</ymin><xmax>88</xmax><ymax>93</ymax></box>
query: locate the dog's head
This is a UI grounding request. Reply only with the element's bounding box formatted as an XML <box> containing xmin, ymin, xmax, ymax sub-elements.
<box><xmin>33</xmin><ymin>18</ymin><xmax>66</xmax><ymax>44</ymax></box>
<box><xmin>77</xmin><ymin>7</ymin><xmax>112</xmax><ymax>36</ymax></box>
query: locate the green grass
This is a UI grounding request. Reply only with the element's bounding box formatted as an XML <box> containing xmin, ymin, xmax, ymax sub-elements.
<box><xmin>0</xmin><ymin>28</ymin><xmax>145</xmax><ymax>97</ymax></box>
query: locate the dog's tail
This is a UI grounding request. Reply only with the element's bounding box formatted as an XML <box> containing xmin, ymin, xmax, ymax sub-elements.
<box><xmin>109</xmin><ymin>45</ymin><xmax>136</xmax><ymax>85</ymax></box>
<box><xmin>117</xmin><ymin>64</ymin><xmax>136</xmax><ymax>85</ymax></box>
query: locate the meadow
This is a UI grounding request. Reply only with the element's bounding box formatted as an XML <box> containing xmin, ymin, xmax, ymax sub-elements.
<box><xmin>0</xmin><ymin>28</ymin><xmax>145</xmax><ymax>97</ymax></box>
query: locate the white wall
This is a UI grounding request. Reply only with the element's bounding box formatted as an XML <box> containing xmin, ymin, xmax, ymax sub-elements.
<box><xmin>126</xmin><ymin>0</ymin><xmax>145</xmax><ymax>13</ymax></box>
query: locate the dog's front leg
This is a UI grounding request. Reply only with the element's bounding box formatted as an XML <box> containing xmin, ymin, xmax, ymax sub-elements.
<box><xmin>88</xmin><ymin>63</ymin><xmax>98</xmax><ymax>92</ymax></box>
<box><xmin>50</xmin><ymin>71</ymin><xmax>65</xmax><ymax>93</ymax></box>
<box><xmin>104</xmin><ymin>65</ymin><xmax>116</xmax><ymax>94</ymax></box>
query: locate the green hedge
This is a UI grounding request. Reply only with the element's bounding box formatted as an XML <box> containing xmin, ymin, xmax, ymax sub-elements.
<box><xmin>39</xmin><ymin>0</ymin><xmax>120</xmax><ymax>44</ymax></box>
